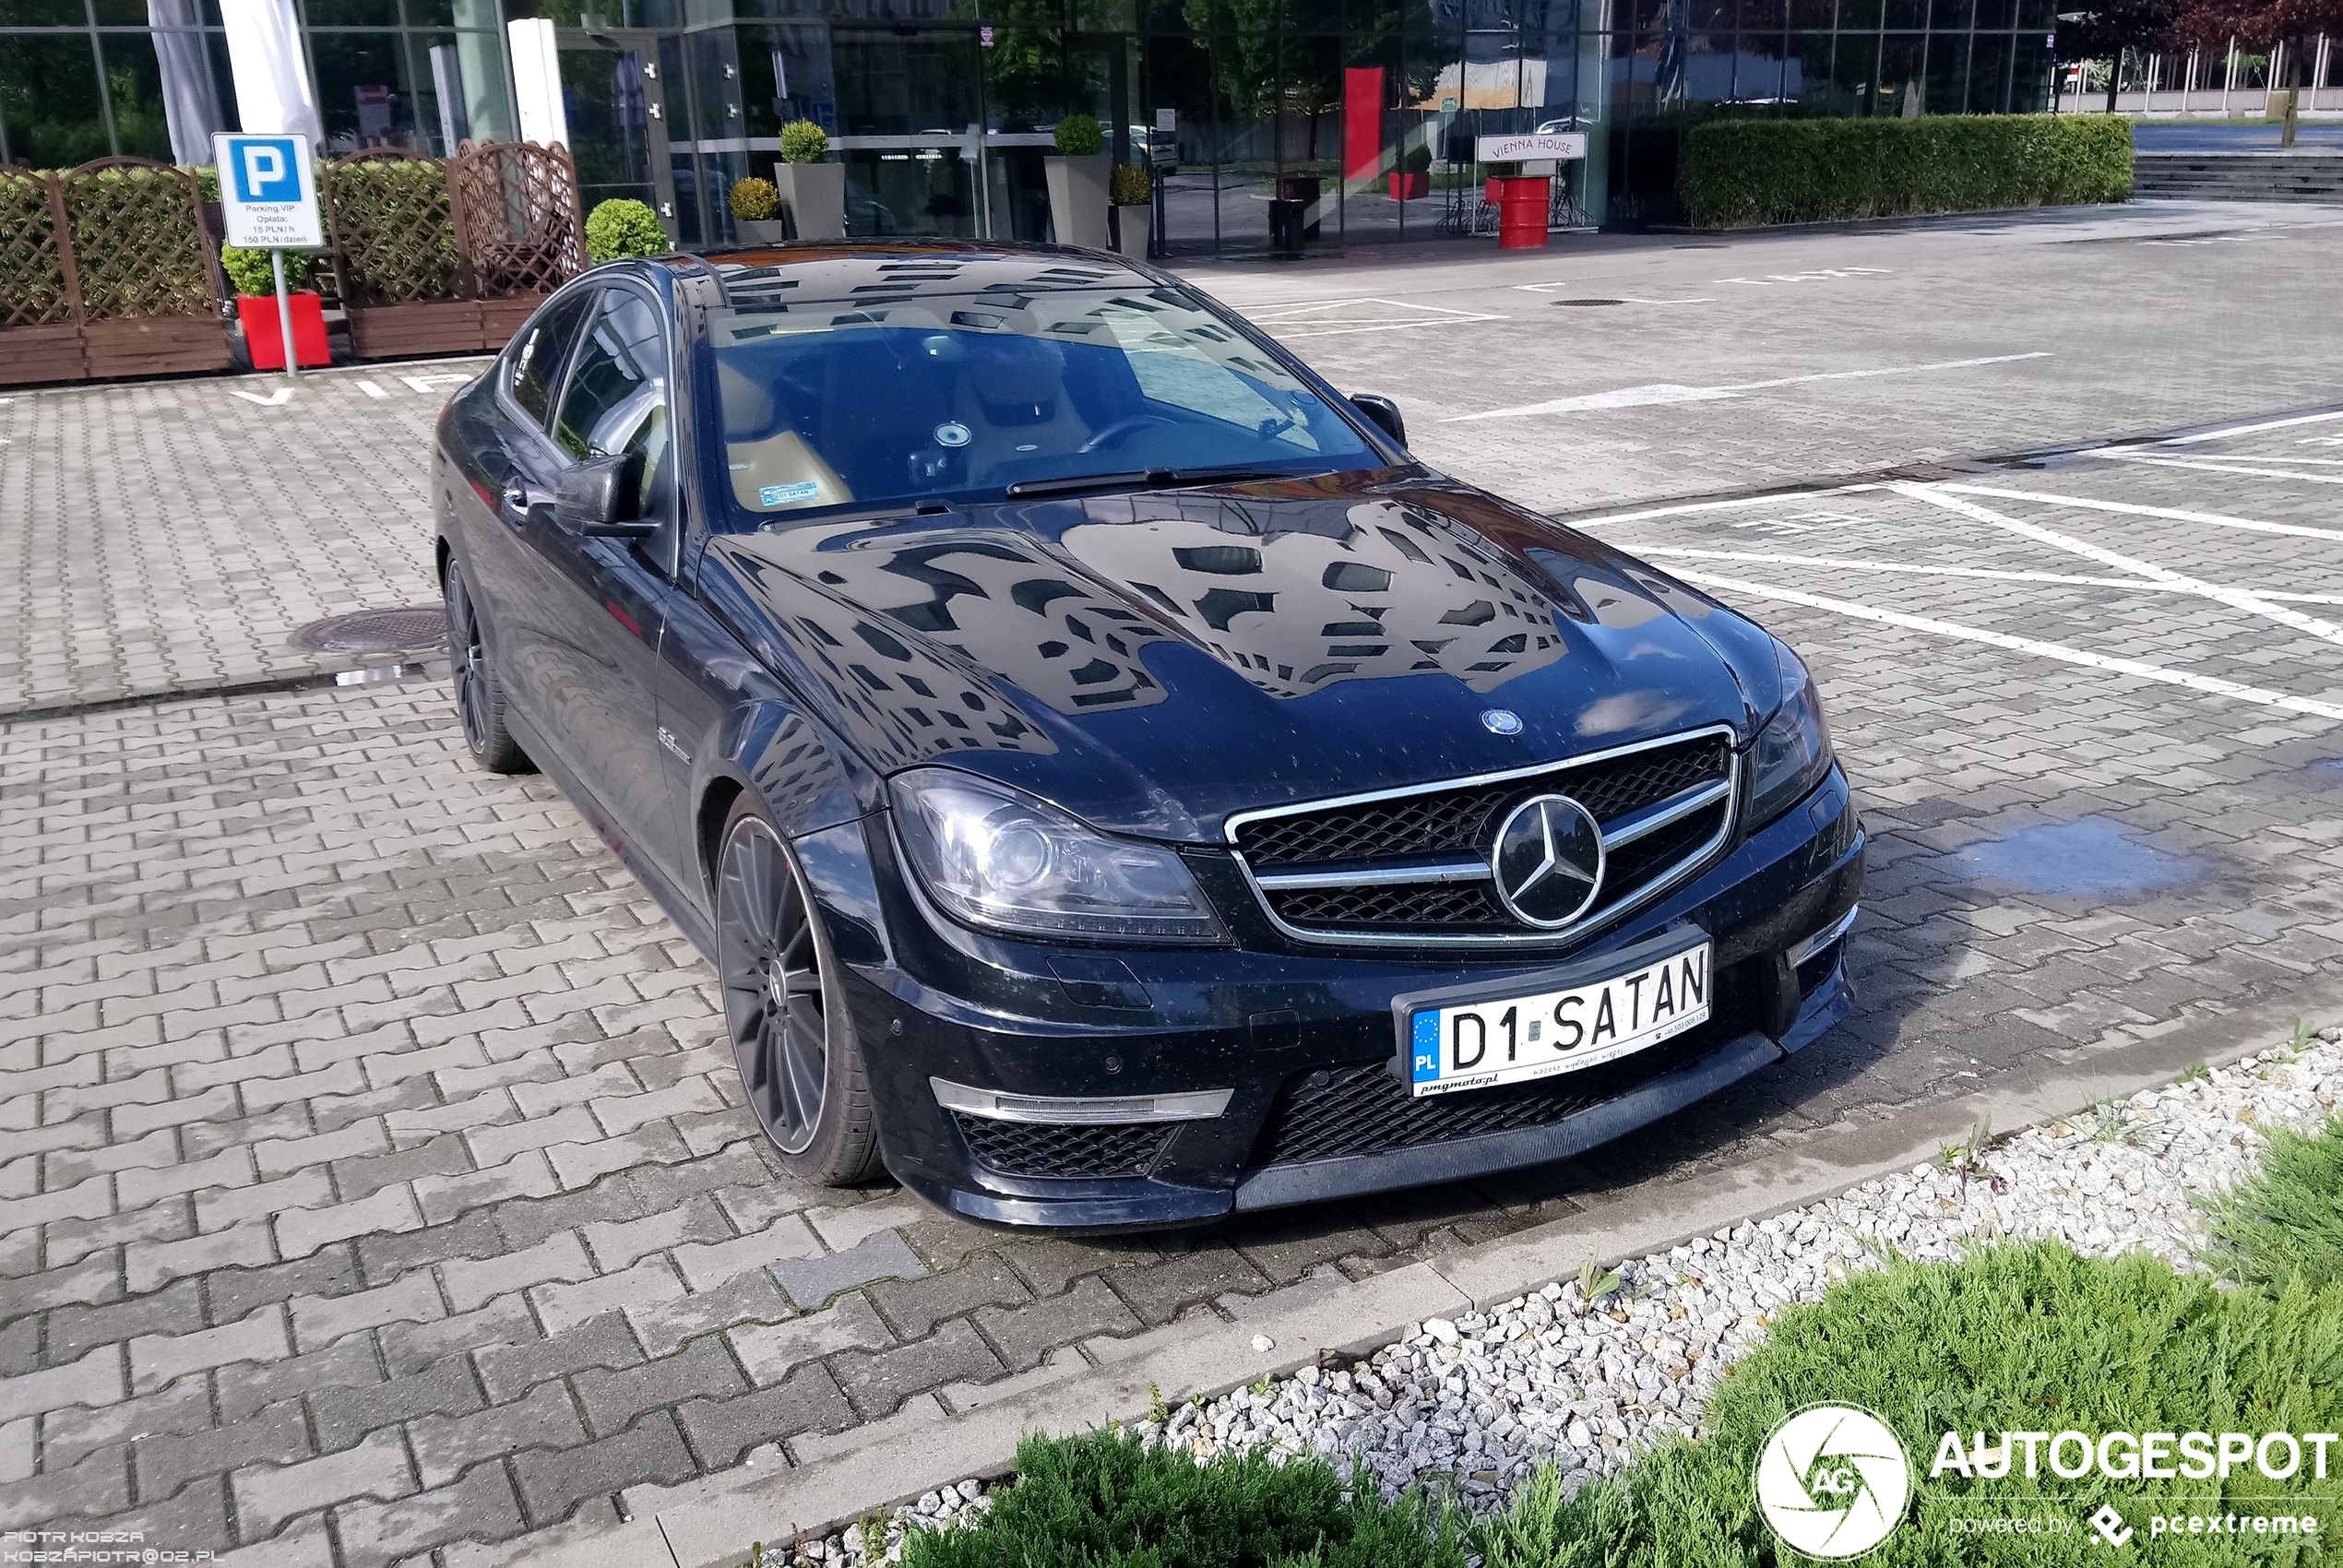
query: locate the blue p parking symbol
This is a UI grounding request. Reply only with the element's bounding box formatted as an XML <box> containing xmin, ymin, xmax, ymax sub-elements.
<box><xmin>232</xmin><ymin>138</ymin><xmax>303</xmax><ymax>203</ymax></box>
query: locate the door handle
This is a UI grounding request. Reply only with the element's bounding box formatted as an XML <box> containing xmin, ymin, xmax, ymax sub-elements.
<box><xmin>499</xmin><ymin>475</ymin><xmax>530</xmax><ymax>523</ymax></box>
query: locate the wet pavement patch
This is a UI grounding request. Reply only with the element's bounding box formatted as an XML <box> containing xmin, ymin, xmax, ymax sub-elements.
<box><xmin>290</xmin><ymin>606</ymin><xmax>449</xmax><ymax>655</ymax></box>
<box><xmin>1944</xmin><ymin>816</ymin><xmax>2212</xmax><ymax>897</ymax></box>
<box><xmin>1552</xmin><ymin>298</ymin><xmax>1627</xmax><ymax>307</ymax></box>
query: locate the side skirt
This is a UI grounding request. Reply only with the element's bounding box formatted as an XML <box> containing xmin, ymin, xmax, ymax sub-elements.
<box><xmin>505</xmin><ymin>707</ymin><xmax>720</xmax><ymax>959</ymax></box>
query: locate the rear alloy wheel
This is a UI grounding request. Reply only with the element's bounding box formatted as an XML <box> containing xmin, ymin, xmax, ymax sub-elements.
<box><xmin>714</xmin><ymin>798</ymin><xmax>881</xmax><ymax>1183</ymax></box>
<box><xmin>443</xmin><ymin>558</ymin><xmax>529</xmax><ymax>773</ymax></box>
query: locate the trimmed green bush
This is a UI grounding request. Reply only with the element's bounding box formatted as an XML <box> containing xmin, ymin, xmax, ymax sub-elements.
<box><xmin>2202</xmin><ymin>1114</ymin><xmax>2343</xmax><ymax>1293</ymax></box>
<box><xmin>1110</xmin><ymin>161</ymin><xmax>1151</xmax><ymax>206</ymax></box>
<box><xmin>220</xmin><ymin>244</ymin><xmax>314</xmax><ymax>296</ymax></box>
<box><xmin>780</xmin><ymin>120</ymin><xmax>829</xmax><ymax>164</ymax></box>
<box><xmin>1478</xmin><ymin>1242</ymin><xmax>2343</xmax><ymax>1565</ymax></box>
<box><xmin>729</xmin><ymin>175</ymin><xmax>779</xmax><ymax>221</ymax></box>
<box><xmin>1053</xmin><ymin>113</ymin><xmax>1104</xmax><ymax>158</ymax></box>
<box><xmin>1678</xmin><ymin>114</ymin><xmax>2134</xmax><ymax>229</ymax></box>
<box><xmin>585</xmin><ymin>197</ymin><xmax>670</xmax><ymax>262</ymax></box>
<box><xmin>899</xmin><ymin>1431</ymin><xmax>1470</xmax><ymax>1568</ymax></box>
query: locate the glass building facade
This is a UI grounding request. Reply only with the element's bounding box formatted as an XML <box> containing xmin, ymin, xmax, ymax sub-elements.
<box><xmin>0</xmin><ymin>0</ymin><xmax>2058</xmax><ymax>246</ymax></box>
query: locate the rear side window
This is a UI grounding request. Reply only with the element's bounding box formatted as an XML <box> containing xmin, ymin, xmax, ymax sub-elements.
<box><xmin>507</xmin><ymin>291</ymin><xmax>593</xmax><ymax>426</ymax></box>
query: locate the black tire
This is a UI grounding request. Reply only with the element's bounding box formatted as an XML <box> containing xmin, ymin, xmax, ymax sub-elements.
<box><xmin>444</xmin><ymin>555</ymin><xmax>531</xmax><ymax>775</ymax></box>
<box><xmin>714</xmin><ymin>795</ymin><xmax>883</xmax><ymax>1184</ymax></box>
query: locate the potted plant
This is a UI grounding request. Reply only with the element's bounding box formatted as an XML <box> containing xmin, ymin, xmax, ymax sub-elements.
<box><xmin>729</xmin><ymin>175</ymin><xmax>789</xmax><ymax>244</ymax></box>
<box><xmin>223</xmin><ymin>244</ymin><xmax>331</xmax><ymax>371</ymax></box>
<box><xmin>1388</xmin><ymin>140</ymin><xmax>1431</xmax><ymax>202</ymax></box>
<box><xmin>1110</xmin><ymin>161</ymin><xmax>1152</xmax><ymax>258</ymax></box>
<box><xmin>585</xmin><ymin>197</ymin><xmax>672</xmax><ymax>262</ymax></box>
<box><xmin>775</xmin><ymin>121</ymin><xmax>846</xmax><ymax>241</ymax></box>
<box><xmin>1044</xmin><ymin>113</ymin><xmax>1111</xmax><ymax>249</ymax></box>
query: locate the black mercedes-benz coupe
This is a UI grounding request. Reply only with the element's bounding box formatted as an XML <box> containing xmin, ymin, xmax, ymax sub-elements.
<box><xmin>432</xmin><ymin>241</ymin><xmax>1862</xmax><ymax>1229</ymax></box>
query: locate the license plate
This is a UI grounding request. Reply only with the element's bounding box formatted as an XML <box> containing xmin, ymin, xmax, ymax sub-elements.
<box><xmin>1403</xmin><ymin>943</ymin><xmax>1711</xmax><ymax>1098</ymax></box>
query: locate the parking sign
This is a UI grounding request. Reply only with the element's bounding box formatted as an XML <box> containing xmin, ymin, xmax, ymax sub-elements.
<box><xmin>212</xmin><ymin>133</ymin><xmax>323</xmax><ymax>249</ymax></box>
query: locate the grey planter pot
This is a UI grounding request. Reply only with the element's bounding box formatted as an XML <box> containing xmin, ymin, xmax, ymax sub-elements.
<box><xmin>1112</xmin><ymin>202</ymin><xmax>1151</xmax><ymax>259</ymax></box>
<box><xmin>1044</xmin><ymin>153</ymin><xmax>1112</xmax><ymax>250</ymax></box>
<box><xmin>733</xmin><ymin>219</ymin><xmax>791</xmax><ymax>245</ymax></box>
<box><xmin>775</xmin><ymin>162</ymin><xmax>848</xmax><ymax>242</ymax></box>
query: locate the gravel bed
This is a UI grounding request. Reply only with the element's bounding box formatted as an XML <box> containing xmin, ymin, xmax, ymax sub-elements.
<box><xmin>756</xmin><ymin>1028</ymin><xmax>2341</xmax><ymax>1565</ymax></box>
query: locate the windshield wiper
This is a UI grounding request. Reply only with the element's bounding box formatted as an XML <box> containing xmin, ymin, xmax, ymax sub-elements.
<box><xmin>1004</xmin><ymin>470</ymin><xmax>1158</xmax><ymax>499</ymax></box>
<box><xmin>1003</xmin><ymin>465</ymin><xmax>1311</xmax><ymax>501</ymax></box>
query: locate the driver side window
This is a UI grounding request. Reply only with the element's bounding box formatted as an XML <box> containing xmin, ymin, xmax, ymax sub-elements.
<box><xmin>553</xmin><ymin>289</ymin><xmax>672</xmax><ymax>512</ymax></box>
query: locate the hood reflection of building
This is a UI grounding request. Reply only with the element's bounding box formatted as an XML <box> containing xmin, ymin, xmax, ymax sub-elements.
<box><xmin>743</xmin><ymin>489</ymin><xmax>1567</xmax><ymax>762</ymax></box>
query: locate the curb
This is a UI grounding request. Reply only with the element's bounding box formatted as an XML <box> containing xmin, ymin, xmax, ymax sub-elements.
<box><xmin>446</xmin><ymin>976</ymin><xmax>2343</xmax><ymax>1568</ymax></box>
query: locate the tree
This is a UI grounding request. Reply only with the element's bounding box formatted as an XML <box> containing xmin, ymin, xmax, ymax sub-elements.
<box><xmin>2167</xmin><ymin>0</ymin><xmax>2343</xmax><ymax>140</ymax></box>
<box><xmin>2053</xmin><ymin>0</ymin><xmax>2182</xmax><ymax>110</ymax></box>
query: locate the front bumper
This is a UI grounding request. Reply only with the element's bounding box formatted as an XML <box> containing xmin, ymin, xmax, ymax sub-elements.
<box><xmin>795</xmin><ymin>763</ymin><xmax>1863</xmax><ymax>1230</ymax></box>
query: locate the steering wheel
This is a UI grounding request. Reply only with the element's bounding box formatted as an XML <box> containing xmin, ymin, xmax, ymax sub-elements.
<box><xmin>1077</xmin><ymin>414</ymin><xmax>1178</xmax><ymax>455</ymax></box>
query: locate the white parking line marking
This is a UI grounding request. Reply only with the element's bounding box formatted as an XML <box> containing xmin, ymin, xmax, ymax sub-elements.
<box><xmin>1638</xmin><ymin>547</ymin><xmax>2343</xmax><ymax>605</ymax></box>
<box><xmin>228</xmin><ymin>386</ymin><xmax>296</xmax><ymax>407</ymax></box>
<box><xmin>1243</xmin><ymin>298</ymin><xmax>1506</xmax><ymax>338</ymax></box>
<box><xmin>1671</xmin><ymin>570</ymin><xmax>2343</xmax><ymax>724</ymax></box>
<box><xmin>1937</xmin><ymin>484</ymin><xmax>2343</xmax><ymax>543</ymax></box>
<box><xmin>1510</xmin><ymin>280</ymin><xmax>1716</xmax><ymax>303</ymax></box>
<box><xmin>2158</xmin><ymin>409</ymin><xmax>2343</xmax><ymax>445</ymax></box>
<box><xmin>1570</xmin><ymin>486</ymin><xmax>1880</xmax><ymax>529</ymax></box>
<box><xmin>1450</xmin><ymin>353</ymin><xmax>2051</xmax><ymax>422</ymax></box>
<box><xmin>1715</xmin><ymin>267</ymin><xmax>1892</xmax><ymax>285</ymax></box>
<box><xmin>1893</xmin><ymin>483</ymin><xmax>2343</xmax><ymax>650</ymax></box>
<box><xmin>2088</xmin><ymin>452</ymin><xmax>2343</xmax><ymax>486</ymax></box>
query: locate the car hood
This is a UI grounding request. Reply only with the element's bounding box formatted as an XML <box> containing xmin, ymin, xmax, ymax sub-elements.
<box><xmin>702</xmin><ymin>470</ymin><xmax>1789</xmax><ymax>842</ymax></box>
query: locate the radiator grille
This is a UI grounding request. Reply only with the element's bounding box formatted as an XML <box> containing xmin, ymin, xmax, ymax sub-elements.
<box><xmin>1229</xmin><ymin>731</ymin><xmax>1736</xmax><ymax>943</ymax></box>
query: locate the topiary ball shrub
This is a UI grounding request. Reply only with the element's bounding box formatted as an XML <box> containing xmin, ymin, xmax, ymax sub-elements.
<box><xmin>729</xmin><ymin>175</ymin><xmax>779</xmax><ymax>221</ymax></box>
<box><xmin>1109</xmin><ymin>161</ymin><xmax>1151</xmax><ymax>206</ymax></box>
<box><xmin>779</xmin><ymin>120</ymin><xmax>829</xmax><ymax>164</ymax></box>
<box><xmin>1053</xmin><ymin>113</ymin><xmax>1104</xmax><ymax>158</ymax></box>
<box><xmin>586</xmin><ymin>198</ymin><xmax>670</xmax><ymax>262</ymax></box>
<box><xmin>221</xmin><ymin>244</ymin><xmax>313</xmax><ymax>297</ymax></box>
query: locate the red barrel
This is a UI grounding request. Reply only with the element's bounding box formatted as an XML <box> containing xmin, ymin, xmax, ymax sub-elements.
<box><xmin>1491</xmin><ymin>174</ymin><xmax>1552</xmax><ymax>249</ymax></box>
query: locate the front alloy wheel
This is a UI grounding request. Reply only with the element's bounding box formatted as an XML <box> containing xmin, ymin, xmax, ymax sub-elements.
<box><xmin>444</xmin><ymin>558</ymin><xmax>529</xmax><ymax>773</ymax></box>
<box><xmin>714</xmin><ymin>800</ymin><xmax>881</xmax><ymax>1182</ymax></box>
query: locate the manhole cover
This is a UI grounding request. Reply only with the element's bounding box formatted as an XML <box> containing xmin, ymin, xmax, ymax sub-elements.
<box><xmin>1552</xmin><ymin>298</ymin><xmax>1626</xmax><ymax>307</ymax></box>
<box><xmin>290</xmin><ymin>606</ymin><xmax>448</xmax><ymax>655</ymax></box>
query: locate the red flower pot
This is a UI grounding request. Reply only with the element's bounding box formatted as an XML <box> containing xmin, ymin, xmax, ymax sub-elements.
<box><xmin>236</xmin><ymin>291</ymin><xmax>331</xmax><ymax>371</ymax></box>
<box><xmin>1386</xmin><ymin>172</ymin><xmax>1430</xmax><ymax>200</ymax></box>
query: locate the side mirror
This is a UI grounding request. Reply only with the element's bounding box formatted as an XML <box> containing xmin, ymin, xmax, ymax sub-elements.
<box><xmin>1350</xmin><ymin>393</ymin><xmax>1407</xmax><ymax>448</ymax></box>
<box><xmin>554</xmin><ymin>452</ymin><xmax>655</xmax><ymax>537</ymax></box>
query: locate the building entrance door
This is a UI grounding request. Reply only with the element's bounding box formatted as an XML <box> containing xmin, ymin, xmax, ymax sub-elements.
<box><xmin>830</xmin><ymin>29</ymin><xmax>985</xmax><ymax>239</ymax></box>
<box><xmin>557</xmin><ymin>30</ymin><xmax>685</xmax><ymax>239</ymax></box>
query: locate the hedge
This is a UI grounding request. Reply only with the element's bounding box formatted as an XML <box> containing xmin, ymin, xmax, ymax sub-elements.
<box><xmin>1678</xmin><ymin>114</ymin><xmax>2133</xmax><ymax>230</ymax></box>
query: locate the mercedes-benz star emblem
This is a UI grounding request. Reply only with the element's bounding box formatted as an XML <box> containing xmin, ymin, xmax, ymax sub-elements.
<box><xmin>1490</xmin><ymin>793</ymin><xmax>1605</xmax><ymax>929</ymax></box>
<box><xmin>1481</xmin><ymin>708</ymin><xmax>1524</xmax><ymax>735</ymax></box>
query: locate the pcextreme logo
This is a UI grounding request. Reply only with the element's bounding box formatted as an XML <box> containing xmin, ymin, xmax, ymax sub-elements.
<box><xmin>1754</xmin><ymin>1403</ymin><xmax>1914</xmax><ymax>1559</ymax></box>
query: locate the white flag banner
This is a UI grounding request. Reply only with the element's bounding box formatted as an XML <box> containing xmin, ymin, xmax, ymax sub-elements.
<box><xmin>220</xmin><ymin>0</ymin><xmax>323</xmax><ymax>148</ymax></box>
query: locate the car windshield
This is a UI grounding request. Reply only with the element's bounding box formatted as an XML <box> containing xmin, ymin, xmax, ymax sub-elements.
<box><xmin>703</xmin><ymin>261</ymin><xmax>1380</xmax><ymax>525</ymax></box>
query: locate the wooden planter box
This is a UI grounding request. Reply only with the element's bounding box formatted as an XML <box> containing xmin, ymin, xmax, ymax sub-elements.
<box><xmin>347</xmin><ymin>300</ymin><xmax>488</xmax><ymax>360</ymax></box>
<box><xmin>479</xmin><ymin>296</ymin><xmax>546</xmax><ymax>350</ymax></box>
<box><xmin>82</xmin><ymin>316</ymin><xmax>232</xmax><ymax>379</ymax></box>
<box><xmin>0</xmin><ymin>324</ymin><xmax>88</xmax><ymax>386</ymax></box>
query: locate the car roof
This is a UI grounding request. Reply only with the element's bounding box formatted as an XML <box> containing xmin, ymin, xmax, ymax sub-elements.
<box><xmin>651</xmin><ymin>240</ymin><xmax>1163</xmax><ymax>309</ymax></box>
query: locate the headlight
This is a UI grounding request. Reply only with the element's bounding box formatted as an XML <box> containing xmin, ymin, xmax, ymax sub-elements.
<box><xmin>889</xmin><ymin>768</ymin><xmax>1227</xmax><ymax>944</ymax></box>
<box><xmin>1746</xmin><ymin>645</ymin><xmax>1835</xmax><ymax>828</ymax></box>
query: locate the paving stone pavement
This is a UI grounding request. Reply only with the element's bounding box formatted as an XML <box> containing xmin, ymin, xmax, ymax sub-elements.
<box><xmin>6</xmin><ymin>209</ymin><xmax>2343</xmax><ymax>1566</ymax></box>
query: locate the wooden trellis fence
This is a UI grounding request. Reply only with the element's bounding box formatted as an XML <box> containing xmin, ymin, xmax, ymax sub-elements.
<box><xmin>0</xmin><ymin>157</ymin><xmax>231</xmax><ymax>386</ymax></box>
